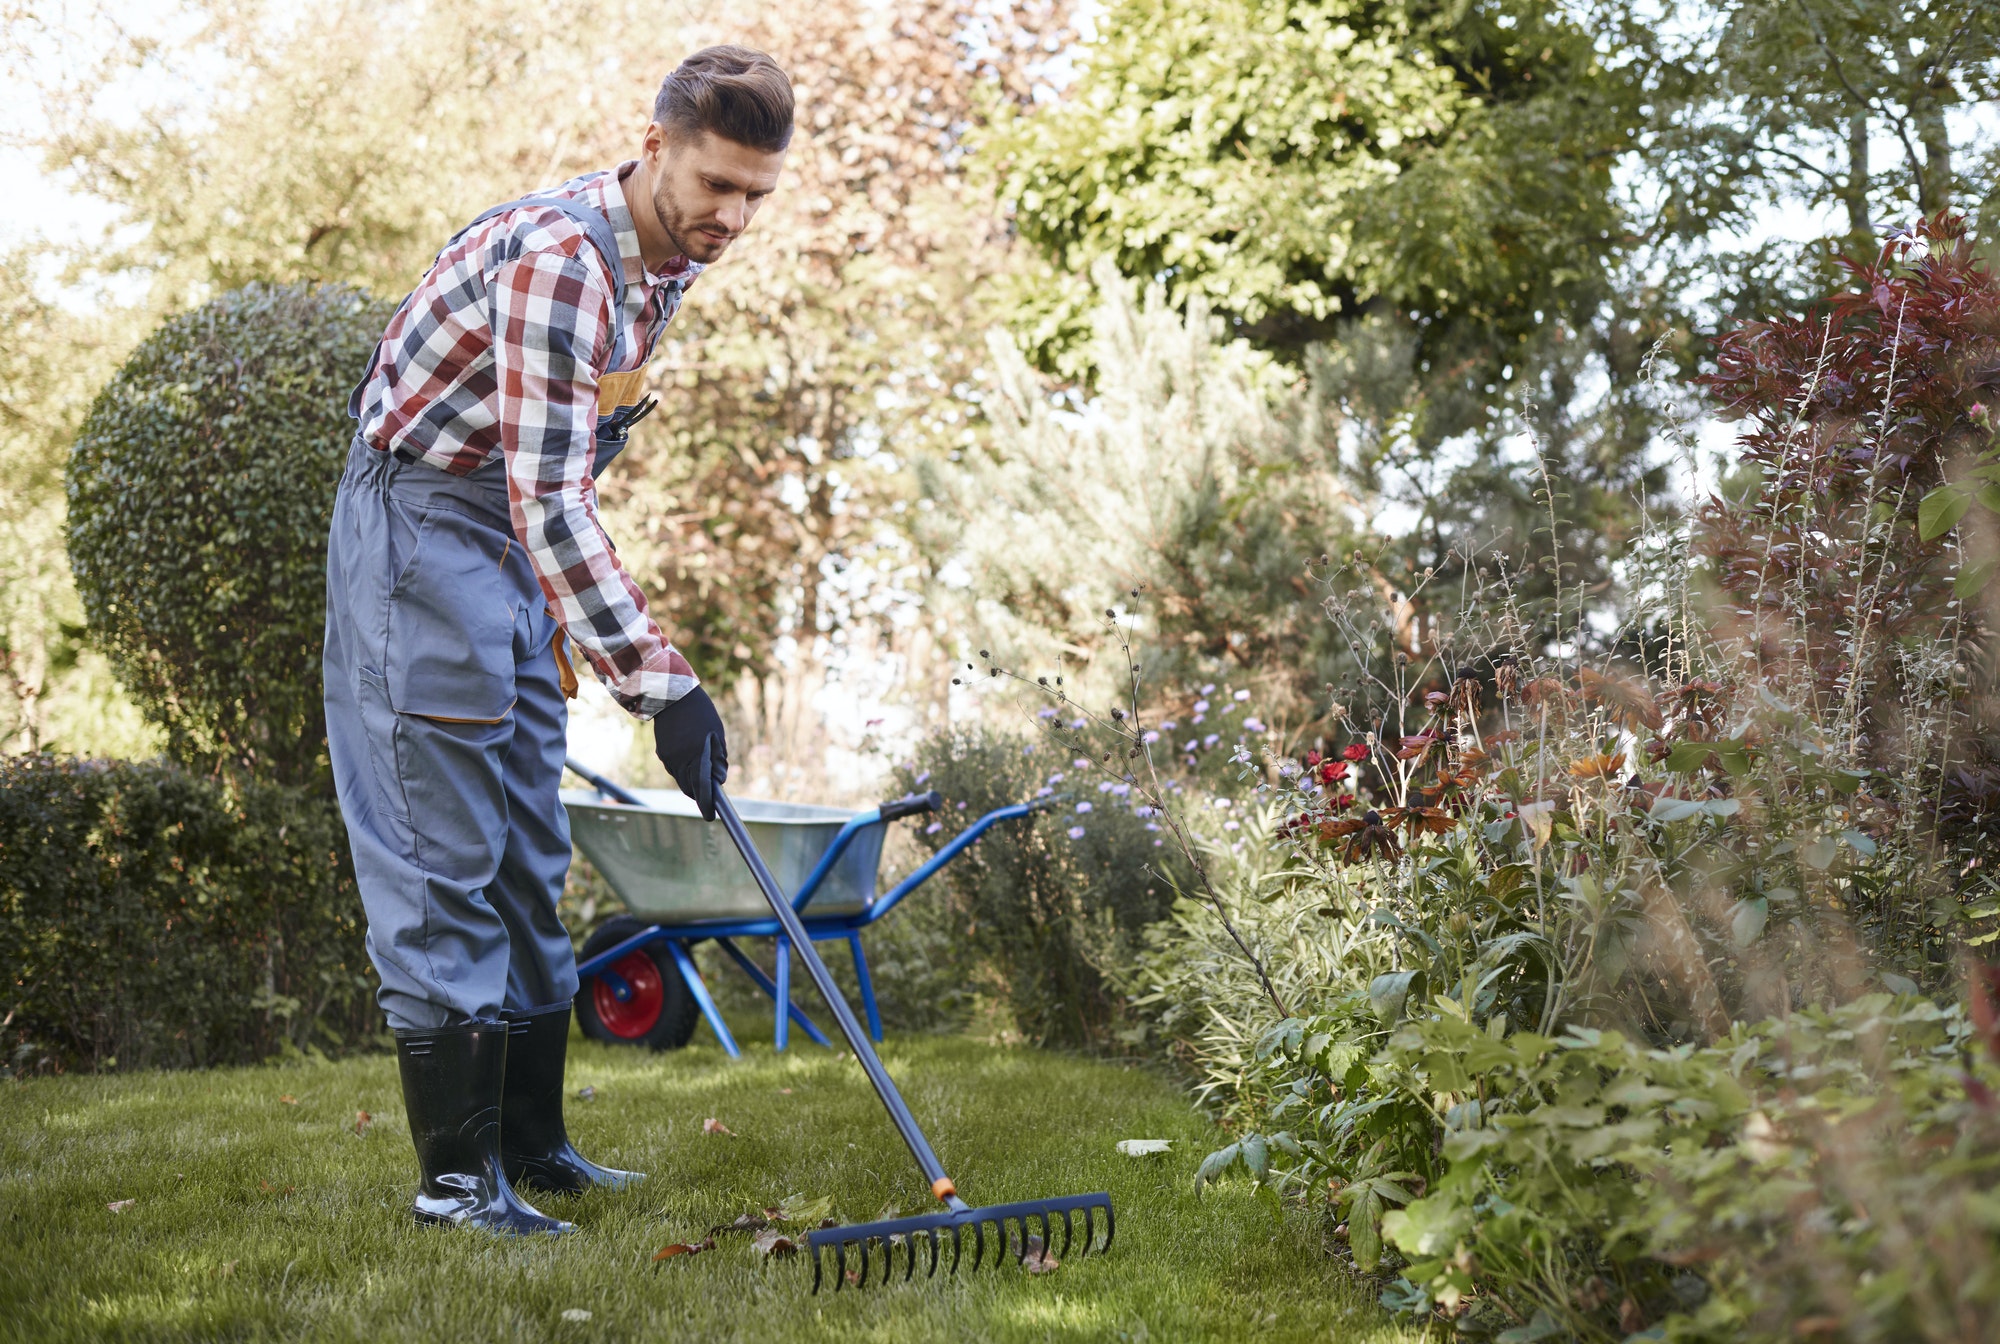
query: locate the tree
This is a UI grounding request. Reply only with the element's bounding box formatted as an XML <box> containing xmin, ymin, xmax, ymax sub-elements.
<box><xmin>1606</xmin><ymin>0</ymin><xmax>2000</xmax><ymax>319</ymax></box>
<box><xmin>67</xmin><ymin>282</ymin><xmax>392</xmax><ymax>784</ymax></box>
<box><xmin>24</xmin><ymin>0</ymin><xmax>1070</xmax><ymax>701</ymax></box>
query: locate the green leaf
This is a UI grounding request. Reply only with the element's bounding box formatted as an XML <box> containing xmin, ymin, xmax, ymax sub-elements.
<box><xmin>1977</xmin><ymin>482</ymin><xmax>2000</xmax><ymax>515</ymax></box>
<box><xmin>1919</xmin><ymin>484</ymin><xmax>1972</xmax><ymax>540</ymax></box>
<box><xmin>1368</xmin><ymin>970</ymin><xmax>1426</xmax><ymax>1026</ymax></box>
<box><xmin>1496</xmin><ymin>1310</ymin><xmax>1566</xmax><ymax>1343</ymax></box>
<box><xmin>1956</xmin><ymin>557</ymin><xmax>1998</xmax><ymax>599</ymax></box>
<box><xmin>1647</xmin><ymin>796</ymin><xmax>1704</xmax><ymax>823</ymax></box>
<box><xmin>1730</xmin><ymin>896</ymin><xmax>1769</xmax><ymax>948</ymax></box>
<box><xmin>1800</xmin><ymin>836</ymin><xmax>1839</xmax><ymax>870</ymax></box>
<box><xmin>1193</xmin><ymin>1143</ymin><xmax>1239</xmax><ymax>1192</ymax></box>
<box><xmin>1381</xmin><ymin>1195</ymin><xmax>1471</xmax><ymax>1257</ymax></box>
<box><xmin>1664</xmin><ymin>741</ymin><xmax>1714</xmax><ymax>774</ymax></box>
<box><xmin>1840</xmin><ymin>829</ymin><xmax>1878</xmax><ymax>857</ymax></box>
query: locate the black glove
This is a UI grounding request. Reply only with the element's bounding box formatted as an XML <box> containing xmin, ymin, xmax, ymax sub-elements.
<box><xmin>652</xmin><ymin>686</ymin><xmax>728</xmax><ymax>821</ymax></box>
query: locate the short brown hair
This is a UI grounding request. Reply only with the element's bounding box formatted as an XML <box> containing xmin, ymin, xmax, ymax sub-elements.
<box><xmin>654</xmin><ymin>46</ymin><xmax>794</xmax><ymax>153</ymax></box>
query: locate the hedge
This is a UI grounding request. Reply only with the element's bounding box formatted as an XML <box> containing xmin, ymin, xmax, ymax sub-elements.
<box><xmin>0</xmin><ymin>754</ymin><xmax>376</xmax><ymax>1073</ymax></box>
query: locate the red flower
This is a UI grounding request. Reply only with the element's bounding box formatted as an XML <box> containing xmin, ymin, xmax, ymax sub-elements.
<box><xmin>1333</xmin><ymin>793</ymin><xmax>1356</xmax><ymax>809</ymax></box>
<box><xmin>1318</xmin><ymin>760</ymin><xmax>1350</xmax><ymax>784</ymax></box>
<box><xmin>1303</xmin><ymin>750</ymin><xmax>1322</xmax><ymax>768</ymax></box>
<box><xmin>1342</xmin><ymin>744</ymin><xmax>1369</xmax><ymax>762</ymax></box>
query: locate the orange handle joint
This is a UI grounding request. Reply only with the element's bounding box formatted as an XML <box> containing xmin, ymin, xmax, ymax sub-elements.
<box><xmin>931</xmin><ymin>1177</ymin><xmax>956</xmax><ymax>1202</ymax></box>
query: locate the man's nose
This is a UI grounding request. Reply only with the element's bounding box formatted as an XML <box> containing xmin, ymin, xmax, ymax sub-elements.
<box><xmin>716</xmin><ymin>196</ymin><xmax>749</xmax><ymax>234</ymax></box>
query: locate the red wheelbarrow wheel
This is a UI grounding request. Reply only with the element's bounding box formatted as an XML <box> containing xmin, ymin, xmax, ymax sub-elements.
<box><xmin>575</xmin><ymin>915</ymin><xmax>701</xmax><ymax>1050</ymax></box>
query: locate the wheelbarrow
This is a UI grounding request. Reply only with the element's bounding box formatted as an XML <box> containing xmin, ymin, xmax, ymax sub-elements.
<box><xmin>561</xmin><ymin>759</ymin><xmax>1046</xmax><ymax>1056</ymax></box>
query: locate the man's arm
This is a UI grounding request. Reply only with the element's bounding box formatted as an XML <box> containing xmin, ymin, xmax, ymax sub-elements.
<box><xmin>489</xmin><ymin>246</ymin><xmax>696</xmax><ymax>718</ymax></box>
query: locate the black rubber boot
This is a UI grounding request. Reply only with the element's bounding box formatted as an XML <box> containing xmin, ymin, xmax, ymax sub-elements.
<box><xmin>395</xmin><ymin>1023</ymin><xmax>575</xmax><ymax>1234</ymax></box>
<box><xmin>502</xmin><ymin>1007</ymin><xmax>645</xmax><ymax>1194</ymax></box>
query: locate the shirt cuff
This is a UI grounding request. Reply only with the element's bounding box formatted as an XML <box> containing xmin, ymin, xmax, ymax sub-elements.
<box><xmin>608</xmin><ymin>646</ymin><xmax>700</xmax><ymax>720</ymax></box>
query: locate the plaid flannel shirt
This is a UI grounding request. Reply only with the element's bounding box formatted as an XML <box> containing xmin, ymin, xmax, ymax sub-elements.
<box><xmin>352</xmin><ymin>162</ymin><xmax>703</xmax><ymax>719</ymax></box>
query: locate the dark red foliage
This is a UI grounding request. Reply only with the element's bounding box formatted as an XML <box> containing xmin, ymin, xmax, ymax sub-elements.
<box><xmin>1696</xmin><ymin>214</ymin><xmax>2000</xmax><ymax>717</ymax></box>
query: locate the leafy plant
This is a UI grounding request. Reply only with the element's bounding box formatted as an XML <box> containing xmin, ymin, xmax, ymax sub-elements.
<box><xmin>0</xmin><ymin>753</ymin><xmax>376</xmax><ymax>1073</ymax></box>
<box><xmin>66</xmin><ymin>282</ymin><xmax>392</xmax><ymax>785</ymax></box>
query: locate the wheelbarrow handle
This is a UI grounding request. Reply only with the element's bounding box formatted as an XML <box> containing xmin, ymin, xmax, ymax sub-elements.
<box><xmin>564</xmin><ymin>757</ymin><xmax>644</xmax><ymax>806</ymax></box>
<box><xmin>877</xmin><ymin>789</ymin><xmax>942</xmax><ymax>822</ymax></box>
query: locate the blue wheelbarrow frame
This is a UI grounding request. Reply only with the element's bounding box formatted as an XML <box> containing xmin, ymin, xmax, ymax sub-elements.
<box><xmin>563</xmin><ymin>759</ymin><xmax>1049</xmax><ymax>1056</ymax></box>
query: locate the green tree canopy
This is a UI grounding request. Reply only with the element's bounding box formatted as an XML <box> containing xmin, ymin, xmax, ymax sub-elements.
<box><xmin>986</xmin><ymin>0</ymin><xmax>1640</xmax><ymax>382</ymax></box>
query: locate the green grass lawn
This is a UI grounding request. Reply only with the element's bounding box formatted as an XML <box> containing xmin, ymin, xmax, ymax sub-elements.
<box><xmin>0</xmin><ymin>1030</ymin><xmax>1413</xmax><ymax>1342</ymax></box>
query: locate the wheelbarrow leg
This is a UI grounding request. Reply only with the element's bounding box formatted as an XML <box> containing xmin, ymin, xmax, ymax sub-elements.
<box><xmin>664</xmin><ymin>939</ymin><xmax>740</xmax><ymax>1059</ymax></box>
<box><xmin>714</xmin><ymin>938</ymin><xmax>831</xmax><ymax>1048</ymax></box>
<box><xmin>848</xmin><ymin>933</ymin><xmax>884</xmax><ymax>1044</ymax></box>
<box><xmin>775</xmin><ymin>936</ymin><xmax>791</xmax><ymax>1052</ymax></box>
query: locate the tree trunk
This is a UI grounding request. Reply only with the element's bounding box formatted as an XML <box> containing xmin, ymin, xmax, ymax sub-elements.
<box><xmin>1842</xmin><ymin>111</ymin><xmax>1872</xmax><ymax>259</ymax></box>
<box><xmin>1913</xmin><ymin>82</ymin><xmax>1952</xmax><ymax>216</ymax></box>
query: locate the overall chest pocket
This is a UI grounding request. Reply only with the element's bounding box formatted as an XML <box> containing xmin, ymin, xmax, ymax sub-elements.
<box><xmin>383</xmin><ymin>506</ymin><xmax>521</xmax><ymax>722</ymax></box>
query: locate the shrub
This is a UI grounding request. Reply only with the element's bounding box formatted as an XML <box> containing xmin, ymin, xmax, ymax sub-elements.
<box><xmin>66</xmin><ymin>282</ymin><xmax>393</xmax><ymax>785</ymax></box>
<box><xmin>0</xmin><ymin>754</ymin><xmax>376</xmax><ymax>1073</ymax></box>
<box><xmin>891</xmin><ymin>728</ymin><xmax>1188</xmax><ymax>1048</ymax></box>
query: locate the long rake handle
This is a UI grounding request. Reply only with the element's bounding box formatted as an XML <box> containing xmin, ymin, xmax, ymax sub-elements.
<box><xmin>715</xmin><ymin>790</ymin><xmax>966</xmax><ymax>1209</ymax></box>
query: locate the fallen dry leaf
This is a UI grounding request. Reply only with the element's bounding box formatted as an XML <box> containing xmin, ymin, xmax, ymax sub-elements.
<box><xmin>1020</xmin><ymin>1234</ymin><xmax>1060</xmax><ymax>1274</ymax></box>
<box><xmin>259</xmin><ymin>1180</ymin><xmax>296</xmax><ymax>1195</ymax></box>
<box><xmin>751</xmin><ymin>1227</ymin><xmax>800</xmax><ymax>1259</ymax></box>
<box><xmin>353</xmin><ymin>1110</ymin><xmax>373</xmax><ymax>1137</ymax></box>
<box><xmin>576</xmin><ymin>1085</ymin><xmax>596</xmax><ymax>1101</ymax></box>
<box><xmin>702</xmin><ymin>1118</ymin><xmax>735</xmax><ymax>1138</ymax></box>
<box><xmin>106</xmin><ymin>1199</ymin><xmax>135</xmax><ymax>1214</ymax></box>
<box><xmin>710</xmin><ymin>1212</ymin><xmax>771</xmax><ymax>1237</ymax></box>
<box><xmin>651</xmin><ymin>1238</ymin><xmax>716</xmax><ymax>1261</ymax></box>
<box><xmin>278</xmin><ymin>1095</ymin><xmax>299</xmax><ymax>1106</ymax></box>
<box><xmin>218</xmin><ymin>1261</ymin><xmax>237</xmax><ymax>1278</ymax></box>
<box><xmin>560</xmin><ymin>1308</ymin><xmax>592</xmax><ymax>1322</ymax></box>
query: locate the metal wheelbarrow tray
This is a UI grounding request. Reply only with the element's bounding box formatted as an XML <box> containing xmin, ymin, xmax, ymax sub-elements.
<box><xmin>561</xmin><ymin>759</ymin><xmax>1047</xmax><ymax>1056</ymax></box>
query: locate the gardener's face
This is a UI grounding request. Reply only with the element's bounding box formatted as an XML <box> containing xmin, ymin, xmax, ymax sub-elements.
<box><xmin>640</xmin><ymin>125</ymin><xmax>786</xmax><ymax>266</ymax></box>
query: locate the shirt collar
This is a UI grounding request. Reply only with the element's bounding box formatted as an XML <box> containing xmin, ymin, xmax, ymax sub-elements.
<box><xmin>605</xmin><ymin>161</ymin><xmax>702</xmax><ymax>288</ymax></box>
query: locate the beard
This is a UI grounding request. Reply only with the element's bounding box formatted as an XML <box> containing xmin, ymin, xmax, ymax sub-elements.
<box><xmin>649</xmin><ymin>177</ymin><xmax>735</xmax><ymax>265</ymax></box>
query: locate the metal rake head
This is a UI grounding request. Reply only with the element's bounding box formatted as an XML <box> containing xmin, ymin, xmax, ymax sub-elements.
<box><xmin>805</xmin><ymin>1192</ymin><xmax>1114</xmax><ymax>1292</ymax></box>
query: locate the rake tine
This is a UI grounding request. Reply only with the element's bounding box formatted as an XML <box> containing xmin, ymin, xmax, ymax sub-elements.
<box><xmin>1014</xmin><ymin>1216</ymin><xmax>1030</xmax><ymax>1266</ymax></box>
<box><xmin>879</xmin><ymin>1236</ymin><xmax>894</xmax><ymax>1287</ymax></box>
<box><xmin>903</xmin><ymin>1233</ymin><xmax>917</xmax><ymax>1284</ymax></box>
<box><xmin>1059</xmin><ymin>1207</ymin><xmax>1074</xmax><ymax>1260</ymax></box>
<box><xmin>1102</xmin><ymin>1201</ymin><xmax>1116</xmax><ymax>1255</ymax></box>
<box><xmin>1081</xmin><ymin>1203</ymin><xmax>1095</xmax><ymax>1253</ymax></box>
<box><xmin>1038</xmin><ymin>1211</ymin><xmax>1053</xmax><ymax>1266</ymax></box>
<box><xmin>835</xmin><ymin>1240</ymin><xmax>848</xmax><ymax>1293</ymax></box>
<box><xmin>925</xmin><ymin>1227</ymin><xmax>939</xmax><ymax>1279</ymax></box>
<box><xmin>972</xmin><ymin>1216</ymin><xmax>985</xmax><ymax>1272</ymax></box>
<box><xmin>811</xmin><ymin>1242</ymin><xmax>824</xmax><ymax>1294</ymax></box>
<box><xmin>859</xmin><ymin>1235</ymin><xmax>872</xmax><ymax>1287</ymax></box>
<box><xmin>949</xmin><ymin>1222</ymin><xmax>962</xmax><ymax>1276</ymax></box>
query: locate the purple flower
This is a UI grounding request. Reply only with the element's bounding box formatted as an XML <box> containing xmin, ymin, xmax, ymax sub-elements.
<box><xmin>1194</xmin><ymin>699</ymin><xmax>1211</xmax><ymax>714</ymax></box>
<box><xmin>1076</xmin><ymin>801</ymin><xmax>1094</xmax><ymax>813</ymax></box>
<box><xmin>1048</xmin><ymin>772</ymin><xmax>1066</xmax><ymax>784</ymax></box>
<box><xmin>1073</xmin><ymin>758</ymin><xmax>1090</xmax><ymax>769</ymax></box>
<box><xmin>925</xmin><ymin>821</ymin><xmax>943</xmax><ymax>834</ymax></box>
<box><xmin>1243</xmin><ymin>718</ymin><xmax>1266</xmax><ymax>733</ymax></box>
<box><xmin>915</xmin><ymin>770</ymin><xmax>931</xmax><ymax>785</ymax></box>
<box><xmin>1068</xmin><ymin>825</ymin><xmax>1087</xmax><ymax>839</ymax></box>
<box><xmin>1069</xmin><ymin>718</ymin><xmax>1087</xmax><ymax>730</ymax></box>
<box><xmin>1201</xmin><ymin>683</ymin><xmax>1216</xmax><ymax>694</ymax></box>
<box><xmin>1160</xmin><ymin>719</ymin><xmax>1178</xmax><ymax>731</ymax></box>
<box><xmin>1233</xmin><ymin>689</ymin><xmax>1250</xmax><ymax>702</ymax></box>
<box><xmin>1142</xmin><ymin>730</ymin><xmax>1160</xmax><ymax>743</ymax></box>
<box><xmin>1223</xmin><ymin>820</ymin><xmax>1240</xmax><ymax>832</ymax></box>
<box><xmin>1037</xmin><ymin>707</ymin><xmax>1057</xmax><ymax>719</ymax></box>
<box><xmin>1203</xmin><ymin>733</ymin><xmax>1220</xmax><ymax>747</ymax></box>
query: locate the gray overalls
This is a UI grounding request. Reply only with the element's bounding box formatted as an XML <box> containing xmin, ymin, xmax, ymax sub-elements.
<box><xmin>324</xmin><ymin>197</ymin><xmax>649</xmax><ymax>1033</ymax></box>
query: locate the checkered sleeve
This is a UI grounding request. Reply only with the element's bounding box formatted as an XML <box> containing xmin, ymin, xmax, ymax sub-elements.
<box><xmin>490</xmin><ymin>247</ymin><xmax>698</xmax><ymax>718</ymax></box>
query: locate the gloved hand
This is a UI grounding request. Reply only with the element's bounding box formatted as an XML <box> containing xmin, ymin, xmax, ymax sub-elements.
<box><xmin>652</xmin><ymin>686</ymin><xmax>728</xmax><ymax>821</ymax></box>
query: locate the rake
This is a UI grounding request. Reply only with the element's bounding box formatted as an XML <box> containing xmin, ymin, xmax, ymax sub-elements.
<box><xmin>712</xmin><ymin>789</ymin><xmax>1115</xmax><ymax>1291</ymax></box>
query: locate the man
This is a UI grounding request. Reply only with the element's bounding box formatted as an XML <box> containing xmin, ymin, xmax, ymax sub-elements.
<box><xmin>324</xmin><ymin>46</ymin><xmax>791</xmax><ymax>1235</ymax></box>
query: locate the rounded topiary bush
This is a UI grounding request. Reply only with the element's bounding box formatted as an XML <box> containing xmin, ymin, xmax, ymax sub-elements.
<box><xmin>67</xmin><ymin>282</ymin><xmax>392</xmax><ymax>785</ymax></box>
